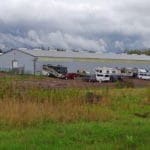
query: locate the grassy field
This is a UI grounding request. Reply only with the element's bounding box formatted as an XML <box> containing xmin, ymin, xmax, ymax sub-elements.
<box><xmin>0</xmin><ymin>75</ymin><xmax>150</xmax><ymax>149</ymax></box>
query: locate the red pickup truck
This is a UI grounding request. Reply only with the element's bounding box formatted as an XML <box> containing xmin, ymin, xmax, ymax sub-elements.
<box><xmin>62</xmin><ymin>73</ymin><xmax>77</xmax><ymax>80</ymax></box>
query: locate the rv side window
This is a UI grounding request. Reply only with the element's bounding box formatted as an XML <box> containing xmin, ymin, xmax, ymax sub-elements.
<box><xmin>96</xmin><ymin>69</ymin><xmax>102</xmax><ymax>73</ymax></box>
<box><xmin>97</xmin><ymin>74</ymin><xmax>103</xmax><ymax>77</ymax></box>
<box><xmin>140</xmin><ymin>73</ymin><xmax>147</xmax><ymax>76</ymax></box>
<box><xmin>105</xmin><ymin>75</ymin><xmax>109</xmax><ymax>77</ymax></box>
<box><xmin>121</xmin><ymin>70</ymin><xmax>125</xmax><ymax>73</ymax></box>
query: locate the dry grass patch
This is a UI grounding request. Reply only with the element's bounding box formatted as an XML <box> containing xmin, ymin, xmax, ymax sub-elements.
<box><xmin>0</xmin><ymin>98</ymin><xmax>116</xmax><ymax>126</ymax></box>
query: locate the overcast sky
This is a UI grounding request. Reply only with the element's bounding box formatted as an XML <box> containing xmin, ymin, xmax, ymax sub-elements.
<box><xmin>0</xmin><ymin>0</ymin><xmax>150</xmax><ymax>52</ymax></box>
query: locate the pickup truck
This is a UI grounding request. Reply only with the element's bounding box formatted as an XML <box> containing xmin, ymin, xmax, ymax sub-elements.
<box><xmin>61</xmin><ymin>73</ymin><xmax>77</xmax><ymax>80</ymax></box>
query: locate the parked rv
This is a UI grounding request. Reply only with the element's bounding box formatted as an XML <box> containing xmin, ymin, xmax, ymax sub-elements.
<box><xmin>137</xmin><ymin>72</ymin><xmax>150</xmax><ymax>80</ymax></box>
<box><xmin>120</xmin><ymin>67</ymin><xmax>139</xmax><ymax>78</ymax></box>
<box><xmin>77</xmin><ymin>69</ymin><xmax>90</xmax><ymax>77</ymax></box>
<box><xmin>95</xmin><ymin>73</ymin><xmax>110</xmax><ymax>82</ymax></box>
<box><xmin>94</xmin><ymin>67</ymin><xmax>122</xmax><ymax>82</ymax></box>
<box><xmin>95</xmin><ymin>67</ymin><xmax>121</xmax><ymax>75</ymax></box>
<box><xmin>135</xmin><ymin>68</ymin><xmax>150</xmax><ymax>80</ymax></box>
<box><xmin>42</xmin><ymin>64</ymin><xmax>67</xmax><ymax>78</ymax></box>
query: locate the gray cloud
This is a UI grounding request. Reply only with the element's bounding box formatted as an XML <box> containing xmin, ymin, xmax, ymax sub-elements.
<box><xmin>0</xmin><ymin>0</ymin><xmax>150</xmax><ymax>52</ymax></box>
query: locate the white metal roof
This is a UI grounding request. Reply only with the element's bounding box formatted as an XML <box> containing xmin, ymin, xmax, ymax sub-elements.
<box><xmin>17</xmin><ymin>48</ymin><xmax>150</xmax><ymax>61</ymax></box>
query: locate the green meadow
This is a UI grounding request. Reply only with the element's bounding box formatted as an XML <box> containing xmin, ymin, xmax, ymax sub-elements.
<box><xmin>0</xmin><ymin>75</ymin><xmax>150</xmax><ymax>149</ymax></box>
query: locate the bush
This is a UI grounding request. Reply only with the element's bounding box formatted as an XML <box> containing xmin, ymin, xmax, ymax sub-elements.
<box><xmin>115</xmin><ymin>79</ymin><xmax>134</xmax><ymax>88</ymax></box>
<box><xmin>85</xmin><ymin>92</ymin><xmax>103</xmax><ymax>104</ymax></box>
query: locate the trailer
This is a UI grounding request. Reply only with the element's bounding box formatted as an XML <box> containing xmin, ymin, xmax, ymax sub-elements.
<box><xmin>42</xmin><ymin>64</ymin><xmax>67</xmax><ymax>78</ymax></box>
<box><xmin>95</xmin><ymin>67</ymin><xmax>121</xmax><ymax>75</ymax></box>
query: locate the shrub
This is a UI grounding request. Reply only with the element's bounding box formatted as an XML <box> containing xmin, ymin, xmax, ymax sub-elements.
<box><xmin>115</xmin><ymin>79</ymin><xmax>134</xmax><ymax>88</ymax></box>
<box><xmin>85</xmin><ymin>92</ymin><xmax>103</xmax><ymax>104</ymax></box>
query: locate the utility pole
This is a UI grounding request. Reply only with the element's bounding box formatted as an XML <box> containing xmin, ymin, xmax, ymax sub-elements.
<box><xmin>33</xmin><ymin>57</ymin><xmax>38</xmax><ymax>75</ymax></box>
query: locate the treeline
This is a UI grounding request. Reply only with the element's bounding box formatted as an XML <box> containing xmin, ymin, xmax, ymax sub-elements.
<box><xmin>124</xmin><ymin>49</ymin><xmax>150</xmax><ymax>56</ymax></box>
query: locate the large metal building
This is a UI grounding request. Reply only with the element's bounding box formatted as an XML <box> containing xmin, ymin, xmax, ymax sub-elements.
<box><xmin>0</xmin><ymin>48</ymin><xmax>150</xmax><ymax>75</ymax></box>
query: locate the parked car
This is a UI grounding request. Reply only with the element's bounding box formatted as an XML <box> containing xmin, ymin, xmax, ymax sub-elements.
<box><xmin>82</xmin><ymin>74</ymin><xmax>98</xmax><ymax>82</ymax></box>
<box><xmin>62</xmin><ymin>73</ymin><xmax>77</xmax><ymax>80</ymax></box>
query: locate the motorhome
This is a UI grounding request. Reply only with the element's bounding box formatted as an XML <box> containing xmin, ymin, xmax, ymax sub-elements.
<box><xmin>95</xmin><ymin>73</ymin><xmax>110</xmax><ymax>82</ymax></box>
<box><xmin>137</xmin><ymin>72</ymin><xmax>150</xmax><ymax>80</ymax></box>
<box><xmin>137</xmin><ymin>68</ymin><xmax>150</xmax><ymax>80</ymax></box>
<box><xmin>94</xmin><ymin>67</ymin><xmax>121</xmax><ymax>82</ymax></box>
<box><xmin>42</xmin><ymin>64</ymin><xmax>67</xmax><ymax>78</ymax></box>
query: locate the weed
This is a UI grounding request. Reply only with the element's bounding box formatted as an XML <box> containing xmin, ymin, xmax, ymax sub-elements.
<box><xmin>115</xmin><ymin>79</ymin><xmax>134</xmax><ymax>88</ymax></box>
<box><xmin>0</xmin><ymin>76</ymin><xmax>149</xmax><ymax>127</ymax></box>
<box><xmin>85</xmin><ymin>92</ymin><xmax>103</xmax><ymax>104</ymax></box>
<box><xmin>126</xmin><ymin>135</ymin><xmax>136</xmax><ymax>147</ymax></box>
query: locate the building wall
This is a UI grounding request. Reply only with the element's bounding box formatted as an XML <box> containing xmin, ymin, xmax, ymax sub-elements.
<box><xmin>1</xmin><ymin>50</ymin><xmax>150</xmax><ymax>75</ymax></box>
<box><xmin>36</xmin><ymin>58</ymin><xmax>150</xmax><ymax>73</ymax></box>
<box><xmin>0</xmin><ymin>50</ymin><xmax>35</xmax><ymax>74</ymax></box>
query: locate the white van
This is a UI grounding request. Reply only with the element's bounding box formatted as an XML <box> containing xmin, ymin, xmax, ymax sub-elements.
<box><xmin>95</xmin><ymin>73</ymin><xmax>110</xmax><ymax>82</ymax></box>
<box><xmin>137</xmin><ymin>73</ymin><xmax>150</xmax><ymax>80</ymax></box>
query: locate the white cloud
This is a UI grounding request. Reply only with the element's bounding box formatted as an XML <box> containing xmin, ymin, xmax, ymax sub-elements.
<box><xmin>0</xmin><ymin>31</ymin><xmax>107</xmax><ymax>52</ymax></box>
<box><xmin>115</xmin><ymin>41</ymin><xmax>124</xmax><ymax>50</ymax></box>
<box><xmin>0</xmin><ymin>43</ymin><xmax>6</xmax><ymax>49</ymax></box>
<box><xmin>0</xmin><ymin>0</ymin><xmax>150</xmax><ymax>51</ymax></box>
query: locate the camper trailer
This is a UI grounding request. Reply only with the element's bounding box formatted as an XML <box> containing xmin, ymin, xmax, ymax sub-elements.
<box><xmin>42</xmin><ymin>64</ymin><xmax>67</xmax><ymax>78</ymax></box>
<box><xmin>95</xmin><ymin>67</ymin><xmax>121</xmax><ymax>75</ymax></box>
<box><xmin>120</xmin><ymin>67</ymin><xmax>137</xmax><ymax>77</ymax></box>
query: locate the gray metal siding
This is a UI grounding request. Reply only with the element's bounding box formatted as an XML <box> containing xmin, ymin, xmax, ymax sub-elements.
<box><xmin>0</xmin><ymin>50</ymin><xmax>35</xmax><ymax>74</ymax></box>
<box><xmin>36</xmin><ymin>60</ymin><xmax>150</xmax><ymax>73</ymax></box>
<box><xmin>1</xmin><ymin>49</ymin><xmax>150</xmax><ymax>75</ymax></box>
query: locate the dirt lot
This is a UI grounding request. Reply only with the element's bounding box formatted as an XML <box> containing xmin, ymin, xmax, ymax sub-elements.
<box><xmin>26</xmin><ymin>78</ymin><xmax>150</xmax><ymax>89</ymax></box>
<box><xmin>1</xmin><ymin>72</ymin><xmax>150</xmax><ymax>89</ymax></box>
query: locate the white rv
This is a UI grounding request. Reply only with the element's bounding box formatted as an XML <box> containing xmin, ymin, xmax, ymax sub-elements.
<box><xmin>95</xmin><ymin>73</ymin><xmax>110</xmax><ymax>82</ymax></box>
<box><xmin>94</xmin><ymin>67</ymin><xmax>121</xmax><ymax>82</ymax></box>
<box><xmin>137</xmin><ymin>68</ymin><xmax>150</xmax><ymax>80</ymax></box>
<box><xmin>137</xmin><ymin>72</ymin><xmax>150</xmax><ymax>80</ymax></box>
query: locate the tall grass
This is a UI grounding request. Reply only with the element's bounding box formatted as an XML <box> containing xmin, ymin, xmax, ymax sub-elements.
<box><xmin>0</xmin><ymin>79</ymin><xmax>150</xmax><ymax>126</ymax></box>
<box><xmin>0</xmin><ymin>80</ymin><xmax>115</xmax><ymax>126</ymax></box>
